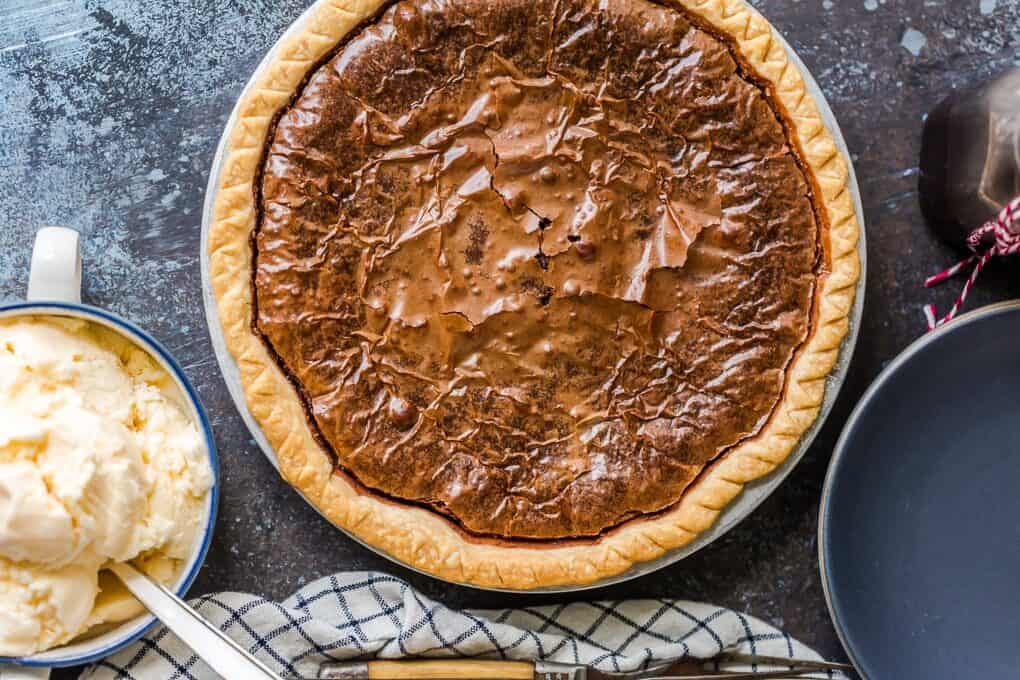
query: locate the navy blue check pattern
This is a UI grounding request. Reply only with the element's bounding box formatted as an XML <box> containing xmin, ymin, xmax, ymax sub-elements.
<box><xmin>82</xmin><ymin>572</ymin><xmax>843</xmax><ymax>679</ymax></box>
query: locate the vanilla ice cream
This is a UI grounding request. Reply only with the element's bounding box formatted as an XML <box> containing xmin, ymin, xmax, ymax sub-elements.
<box><xmin>0</xmin><ymin>316</ymin><xmax>213</xmax><ymax>656</ymax></box>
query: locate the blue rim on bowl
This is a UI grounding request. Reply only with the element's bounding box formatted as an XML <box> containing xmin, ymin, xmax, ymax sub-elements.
<box><xmin>0</xmin><ymin>301</ymin><xmax>220</xmax><ymax>668</ymax></box>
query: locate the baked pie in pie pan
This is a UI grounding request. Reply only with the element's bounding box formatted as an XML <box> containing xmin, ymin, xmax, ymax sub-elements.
<box><xmin>207</xmin><ymin>0</ymin><xmax>861</xmax><ymax>588</ymax></box>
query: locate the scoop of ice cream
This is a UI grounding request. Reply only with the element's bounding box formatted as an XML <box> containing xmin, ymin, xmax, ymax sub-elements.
<box><xmin>0</xmin><ymin>440</ymin><xmax>77</xmax><ymax>565</ymax></box>
<box><xmin>0</xmin><ymin>316</ymin><xmax>212</xmax><ymax>656</ymax></box>
<box><xmin>0</xmin><ymin>560</ymin><xmax>98</xmax><ymax>656</ymax></box>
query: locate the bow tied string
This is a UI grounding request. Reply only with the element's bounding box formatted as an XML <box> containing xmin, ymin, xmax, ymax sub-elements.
<box><xmin>923</xmin><ymin>197</ymin><xmax>1020</xmax><ymax>331</ymax></box>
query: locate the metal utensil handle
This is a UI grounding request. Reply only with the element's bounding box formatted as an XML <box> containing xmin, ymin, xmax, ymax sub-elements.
<box><xmin>108</xmin><ymin>563</ymin><xmax>281</xmax><ymax>680</ymax></box>
<box><xmin>655</xmin><ymin>670</ymin><xmax>835</xmax><ymax>680</ymax></box>
<box><xmin>717</xmin><ymin>653</ymin><xmax>855</xmax><ymax>673</ymax></box>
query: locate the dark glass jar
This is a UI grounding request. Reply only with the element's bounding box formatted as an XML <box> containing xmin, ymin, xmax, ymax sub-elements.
<box><xmin>919</xmin><ymin>68</ymin><xmax>1020</xmax><ymax>250</ymax></box>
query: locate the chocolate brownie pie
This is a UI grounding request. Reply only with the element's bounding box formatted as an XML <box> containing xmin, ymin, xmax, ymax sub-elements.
<box><xmin>209</xmin><ymin>0</ymin><xmax>860</xmax><ymax>587</ymax></box>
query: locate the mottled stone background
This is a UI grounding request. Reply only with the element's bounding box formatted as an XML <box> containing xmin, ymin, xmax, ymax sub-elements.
<box><xmin>2</xmin><ymin>0</ymin><xmax>1019</xmax><ymax>676</ymax></box>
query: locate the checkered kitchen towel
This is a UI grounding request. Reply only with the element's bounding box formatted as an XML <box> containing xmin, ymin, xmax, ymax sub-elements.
<box><xmin>83</xmin><ymin>572</ymin><xmax>843</xmax><ymax>679</ymax></box>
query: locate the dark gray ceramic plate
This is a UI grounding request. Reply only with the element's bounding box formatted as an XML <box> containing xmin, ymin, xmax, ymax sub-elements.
<box><xmin>820</xmin><ymin>301</ymin><xmax>1020</xmax><ymax>679</ymax></box>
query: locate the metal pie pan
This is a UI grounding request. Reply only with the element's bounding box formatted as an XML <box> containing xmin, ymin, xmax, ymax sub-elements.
<box><xmin>200</xmin><ymin>0</ymin><xmax>867</xmax><ymax>593</ymax></box>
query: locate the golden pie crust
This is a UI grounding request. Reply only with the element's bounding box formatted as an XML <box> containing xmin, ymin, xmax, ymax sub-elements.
<box><xmin>209</xmin><ymin>0</ymin><xmax>860</xmax><ymax>588</ymax></box>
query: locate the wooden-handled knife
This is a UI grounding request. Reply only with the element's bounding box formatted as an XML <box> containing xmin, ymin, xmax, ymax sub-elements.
<box><xmin>320</xmin><ymin>659</ymin><xmax>549</xmax><ymax>678</ymax></box>
<box><xmin>317</xmin><ymin>656</ymin><xmax>853</xmax><ymax>678</ymax></box>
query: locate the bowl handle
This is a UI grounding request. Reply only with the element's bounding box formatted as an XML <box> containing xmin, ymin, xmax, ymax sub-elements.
<box><xmin>27</xmin><ymin>226</ymin><xmax>82</xmax><ymax>303</ymax></box>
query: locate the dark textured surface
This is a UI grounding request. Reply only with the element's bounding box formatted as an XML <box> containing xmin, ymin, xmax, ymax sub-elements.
<box><xmin>1</xmin><ymin>0</ymin><xmax>1019</xmax><ymax>676</ymax></box>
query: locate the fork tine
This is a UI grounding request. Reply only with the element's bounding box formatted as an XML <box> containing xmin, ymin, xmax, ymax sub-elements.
<box><xmin>650</xmin><ymin>670</ymin><xmax>837</xmax><ymax>680</ymax></box>
<box><xmin>715</xmin><ymin>653</ymin><xmax>855</xmax><ymax>673</ymax></box>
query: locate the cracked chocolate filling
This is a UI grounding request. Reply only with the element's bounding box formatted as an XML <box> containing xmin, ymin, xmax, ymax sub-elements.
<box><xmin>254</xmin><ymin>0</ymin><xmax>821</xmax><ymax>540</ymax></box>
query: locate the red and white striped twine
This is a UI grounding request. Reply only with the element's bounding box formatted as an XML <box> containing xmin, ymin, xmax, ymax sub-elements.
<box><xmin>923</xmin><ymin>196</ymin><xmax>1020</xmax><ymax>331</ymax></box>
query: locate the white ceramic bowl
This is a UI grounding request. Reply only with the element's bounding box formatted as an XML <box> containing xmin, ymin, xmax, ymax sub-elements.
<box><xmin>0</xmin><ymin>228</ymin><xmax>220</xmax><ymax>677</ymax></box>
